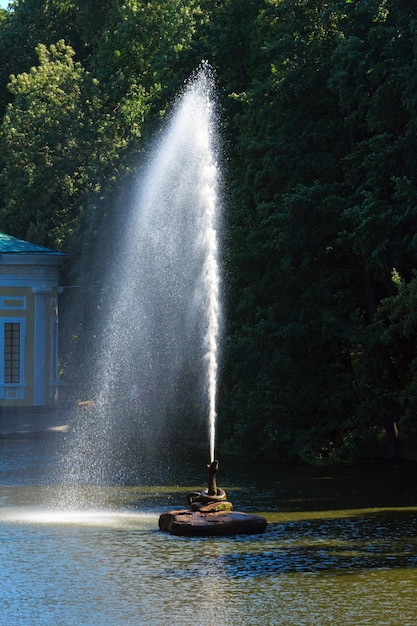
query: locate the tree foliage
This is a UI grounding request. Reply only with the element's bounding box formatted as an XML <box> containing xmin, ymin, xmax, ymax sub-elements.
<box><xmin>216</xmin><ymin>0</ymin><xmax>417</xmax><ymax>462</ymax></box>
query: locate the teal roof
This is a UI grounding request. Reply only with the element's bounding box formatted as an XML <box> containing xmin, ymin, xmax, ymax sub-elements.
<box><xmin>0</xmin><ymin>232</ymin><xmax>65</xmax><ymax>256</ymax></box>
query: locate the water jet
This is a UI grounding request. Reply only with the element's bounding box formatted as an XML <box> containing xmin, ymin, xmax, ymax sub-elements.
<box><xmin>61</xmin><ymin>62</ymin><xmax>222</xmax><ymax>488</ymax></box>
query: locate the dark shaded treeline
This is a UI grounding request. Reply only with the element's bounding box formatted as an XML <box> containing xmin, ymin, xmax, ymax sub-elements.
<box><xmin>1</xmin><ymin>0</ymin><xmax>417</xmax><ymax>463</ymax></box>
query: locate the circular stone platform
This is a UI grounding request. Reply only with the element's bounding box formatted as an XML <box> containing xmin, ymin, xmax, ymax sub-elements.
<box><xmin>159</xmin><ymin>508</ymin><xmax>267</xmax><ymax>537</ymax></box>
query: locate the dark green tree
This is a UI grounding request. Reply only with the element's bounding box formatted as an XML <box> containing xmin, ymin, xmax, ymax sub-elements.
<box><xmin>216</xmin><ymin>0</ymin><xmax>356</xmax><ymax>462</ymax></box>
<box><xmin>0</xmin><ymin>40</ymin><xmax>143</xmax><ymax>250</ymax></box>
<box><xmin>218</xmin><ymin>0</ymin><xmax>417</xmax><ymax>461</ymax></box>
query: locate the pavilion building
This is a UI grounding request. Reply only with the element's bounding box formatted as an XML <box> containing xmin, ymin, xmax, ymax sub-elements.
<box><xmin>0</xmin><ymin>232</ymin><xmax>65</xmax><ymax>410</ymax></box>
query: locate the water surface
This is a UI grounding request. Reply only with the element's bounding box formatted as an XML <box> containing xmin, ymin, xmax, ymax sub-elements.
<box><xmin>1</xmin><ymin>439</ymin><xmax>416</xmax><ymax>625</ymax></box>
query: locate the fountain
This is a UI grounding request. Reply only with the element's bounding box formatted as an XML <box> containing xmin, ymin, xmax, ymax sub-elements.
<box><xmin>61</xmin><ymin>63</ymin><xmax>266</xmax><ymax>533</ymax></box>
<box><xmin>136</xmin><ymin>64</ymin><xmax>265</xmax><ymax>536</ymax></box>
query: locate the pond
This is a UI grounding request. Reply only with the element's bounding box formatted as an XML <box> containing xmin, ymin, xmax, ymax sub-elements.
<box><xmin>1</xmin><ymin>438</ymin><xmax>417</xmax><ymax>625</ymax></box>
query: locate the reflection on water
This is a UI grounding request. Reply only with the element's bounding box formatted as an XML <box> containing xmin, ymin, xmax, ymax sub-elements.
<box><xmin>0</xmin><ymin>505</ymin><xmax>159</xmax><ymax>528</ymax></box>
<box><xmin>1</xmin><ymin>439</ymin><xmax>417</xmax><ymax>625</ymax></box>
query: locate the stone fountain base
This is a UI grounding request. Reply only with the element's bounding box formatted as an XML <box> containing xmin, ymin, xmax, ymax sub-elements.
<box><xmin>159</xmin><ymin>506</ymin><xmax>267</xmax><ymax>537</ymax></box>
<box><xmin>159</xmin><ymin>461</ymin><xmax>267</xmax><ymax>537</ymax></box>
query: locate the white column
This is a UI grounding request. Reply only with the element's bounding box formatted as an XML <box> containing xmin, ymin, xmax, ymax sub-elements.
<box><xmin>32</xmin><ymin>288</ymin><xmax>51</xmax><ymax>406</ymax></box>
<box><xmin>50</xmin><ymin>294</ymin><xmax>59</xmax><ymax>400</ymax></box>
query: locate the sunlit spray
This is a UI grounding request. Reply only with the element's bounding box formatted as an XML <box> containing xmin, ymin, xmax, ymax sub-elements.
<box><xmin>60</xmin><ymin>63</ymin><xmax>222</xmax><ymax>492</ymax></box>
